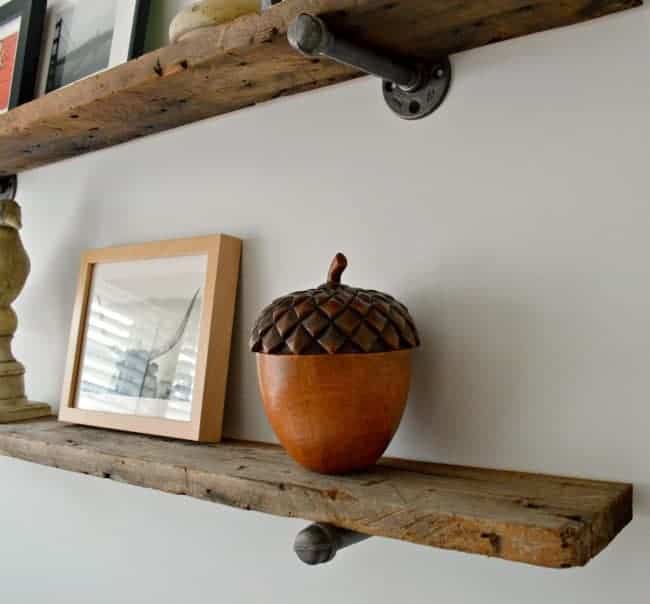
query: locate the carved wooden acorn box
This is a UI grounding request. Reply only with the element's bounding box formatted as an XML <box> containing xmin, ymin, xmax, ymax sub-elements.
<box><xmin>250</xmin><ymin>253</ymin><xmax>419</xmax><ymax>474</ymax></box>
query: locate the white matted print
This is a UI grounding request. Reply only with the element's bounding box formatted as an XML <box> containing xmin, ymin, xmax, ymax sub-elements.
<box><xmin>0</xmin><ymin>15</ymin><xmax>21</xmax><ymax>113</ymax></box>
<box><xmin>37</xmin><ymin>0</ymin><xmax>148</xmax><ymax>96</ymax></box>
<box><xmin>75</xmin><ymin>255</ymin><xmax>207</xmax><ymax>422</ymax></box>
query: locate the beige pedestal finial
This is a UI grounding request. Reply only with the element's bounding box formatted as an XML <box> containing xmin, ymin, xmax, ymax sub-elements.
<box><xmin>0</xmin><ymin>199</ymin><xmax>51</xmax><ymax>422</ymax></box>
<box><xmin>169</xmin><ymin>0</ymin><xmax>259</xmax><ymax>43</ymax></box>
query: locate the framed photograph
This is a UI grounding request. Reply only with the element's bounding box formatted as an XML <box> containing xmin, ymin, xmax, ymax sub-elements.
<box><xmin>0</xmin><ymin>0</ymin><xmax>45</xmax><ymax>113</ymax></box>
<box><xmin>37</xmin><ymin>0</ymin><xmax>150</xmax><ymax>96</ymax></box>
<box><xmin>59</xmin><ymin>235</ymin><xmax>242</xmax><ymax>442</ymax></box>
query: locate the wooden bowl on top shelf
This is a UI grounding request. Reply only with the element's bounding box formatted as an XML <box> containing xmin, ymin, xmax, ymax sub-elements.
<box><xmin>250</xmin><ymin>253</ymin><xmax>420</xmax><ymax>475</ymax></box>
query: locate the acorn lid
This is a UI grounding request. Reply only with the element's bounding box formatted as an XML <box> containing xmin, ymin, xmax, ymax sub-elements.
<box><xmin>250</xmin><ymin>253</ymin><xmax>420</xmax><ymax>355</ymax></box>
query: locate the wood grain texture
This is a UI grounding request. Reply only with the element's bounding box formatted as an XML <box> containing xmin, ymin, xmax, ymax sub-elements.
<box><xmin>0</xmin><ymin>0</ymin><xmax>641</xmax><ymax>175</ymax></box>
<box><xmin>0</xmin><ymin>418</ymin><xmax>632</xmax><ymax>568</ymax></box>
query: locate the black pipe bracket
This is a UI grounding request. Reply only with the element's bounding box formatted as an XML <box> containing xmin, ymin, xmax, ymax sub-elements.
<box><xmin>294</xmin><ymin>523</ymin><xmax>371</xmax><ymax>565</ymax></box>
<box><xmin>287</xmin><ymin>13</ymin><xmax>452</xmax><ymax>120</ymax></box>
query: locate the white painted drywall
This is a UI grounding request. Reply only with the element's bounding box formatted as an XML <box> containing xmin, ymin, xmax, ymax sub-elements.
<box><xmin>1</xmin><ymin>2</ymin><xmax>649</xmax><ymax>602</ymax></box>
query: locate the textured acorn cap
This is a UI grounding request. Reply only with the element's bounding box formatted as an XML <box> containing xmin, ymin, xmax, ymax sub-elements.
<box><xmin>250</xmin><ymin>253</ymin><xmax>420</xmax><ymax>355</ymax></box>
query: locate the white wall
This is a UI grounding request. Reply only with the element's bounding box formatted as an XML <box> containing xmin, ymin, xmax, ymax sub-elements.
<box><xmin>1</xmin><ymin>3</ymin><xmax>649</xmax><ymax>603</ymax></box>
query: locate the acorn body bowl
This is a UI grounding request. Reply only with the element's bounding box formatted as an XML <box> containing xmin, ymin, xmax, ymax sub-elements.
<box><xmin>250</xmin><ymin>253</ymin><xmax>420</xmax><ymax>475</ymax></box>
<box><xmin>257</xmin><ymin>350</ymin><xmax>412</xmax><ymax>474</ymax></box>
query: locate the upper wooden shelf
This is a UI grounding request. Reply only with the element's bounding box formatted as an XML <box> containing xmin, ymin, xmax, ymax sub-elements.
<box><xmin>0</xmin><ymin>418</ymin><xmax>632</xmax><ymax>568</ymax></box>
<box><xmin>0</xmin><ymin>0</ymin><xmax>641</xmax><ymax>176</ymax></box>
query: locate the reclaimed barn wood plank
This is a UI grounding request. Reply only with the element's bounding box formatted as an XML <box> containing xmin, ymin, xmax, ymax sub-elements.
<box><xmin>0</xmin><ymin>0</ymin><xmax>641</xmax><ymax>175</ymax></box>
<box><xmin>0</xmin><ymin>418</ymin><xmax>632</xmax><ymax>568</ymax></box>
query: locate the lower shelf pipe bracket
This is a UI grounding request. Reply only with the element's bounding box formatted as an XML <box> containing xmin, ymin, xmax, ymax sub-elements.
<box><xmin>287</xmin><ymin>13</ymin><xmax>452</xmax><ymax>120</ymax></box>
<box><xmin>294</xmin><ymin>523</ymin><xmax>371</xmax><ymax>565</ymax></box>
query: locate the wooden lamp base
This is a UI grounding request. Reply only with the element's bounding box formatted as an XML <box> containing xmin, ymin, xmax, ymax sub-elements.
<box><xmin>0</xmin><ymin>401</ymin><xmax>52</xmax><ymax>423</ymax></box>
<box><xmin>0</xmin><ymin>199</ymin><xmax>52</xmax><ymax>423</ymax></box>
<box><xmin>0</xmin><ymin>360</ymin><xmax>51</xmax><ymax>424</ymax></box>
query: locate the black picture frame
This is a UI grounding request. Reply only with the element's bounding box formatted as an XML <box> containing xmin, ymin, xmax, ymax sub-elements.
<box><xmin>0</xmin><ymin>0</ymin><xmax>45</xmax><ymax>111</ymax></box>
<box><xmin>39</xmin><ymin>0</ymin><xmax>151</xmax><ymax>96</ymax></box>
<box><xmin>130</xmin><ymin>0</ymin><xmax>151</xmax><ymax>59</ymax></box>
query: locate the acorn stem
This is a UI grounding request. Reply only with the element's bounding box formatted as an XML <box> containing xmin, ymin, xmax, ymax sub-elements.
<box><xmin>327</xmin><ymin>253</ymin><xmax>348</xmax><ymax>285</ymax></box>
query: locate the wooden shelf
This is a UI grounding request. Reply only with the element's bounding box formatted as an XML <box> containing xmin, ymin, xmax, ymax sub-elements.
<box><xmin>0</xmin><ymin>0</ymin><xmax>641</xmax><ymax>176</ymax></box>
<box><xmin>0</xmin><ymin>418</ymin><xmax>632</xmax><ymax>568</ymax></box>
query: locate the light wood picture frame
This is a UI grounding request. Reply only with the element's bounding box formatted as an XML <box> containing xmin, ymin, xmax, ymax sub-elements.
<box><xmin>59</xmin><ymin>235</ymin><xmax>241</xmax><ymax>442</ymax></box>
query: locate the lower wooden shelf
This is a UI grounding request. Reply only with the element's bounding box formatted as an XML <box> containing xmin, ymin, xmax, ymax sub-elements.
<box><xmin>0</xmin><ymin>418</ymin><xmax>632</xmax><ymax>568</ymax></box>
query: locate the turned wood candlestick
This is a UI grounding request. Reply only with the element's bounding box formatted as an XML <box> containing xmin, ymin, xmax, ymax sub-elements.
<box><xmin>0</xmin><ymin>200</ymin><xmax>51</xmax><ymax>422</ymax></box>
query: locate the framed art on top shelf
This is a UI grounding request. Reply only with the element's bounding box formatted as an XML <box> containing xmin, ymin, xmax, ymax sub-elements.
<box><xmin>36</xmin><ymin>0</ymin><xmax>150</xmax><ymax>96</ymax></box>
<box><xmin>59</xmin><ymin>235</ymin><xmax>242</xmax><ymax>442</ymax></box>
<box><xmin>0</xmin><ymin>0</ymin><xmax>45</xmax><ymax>113</ymax></box>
